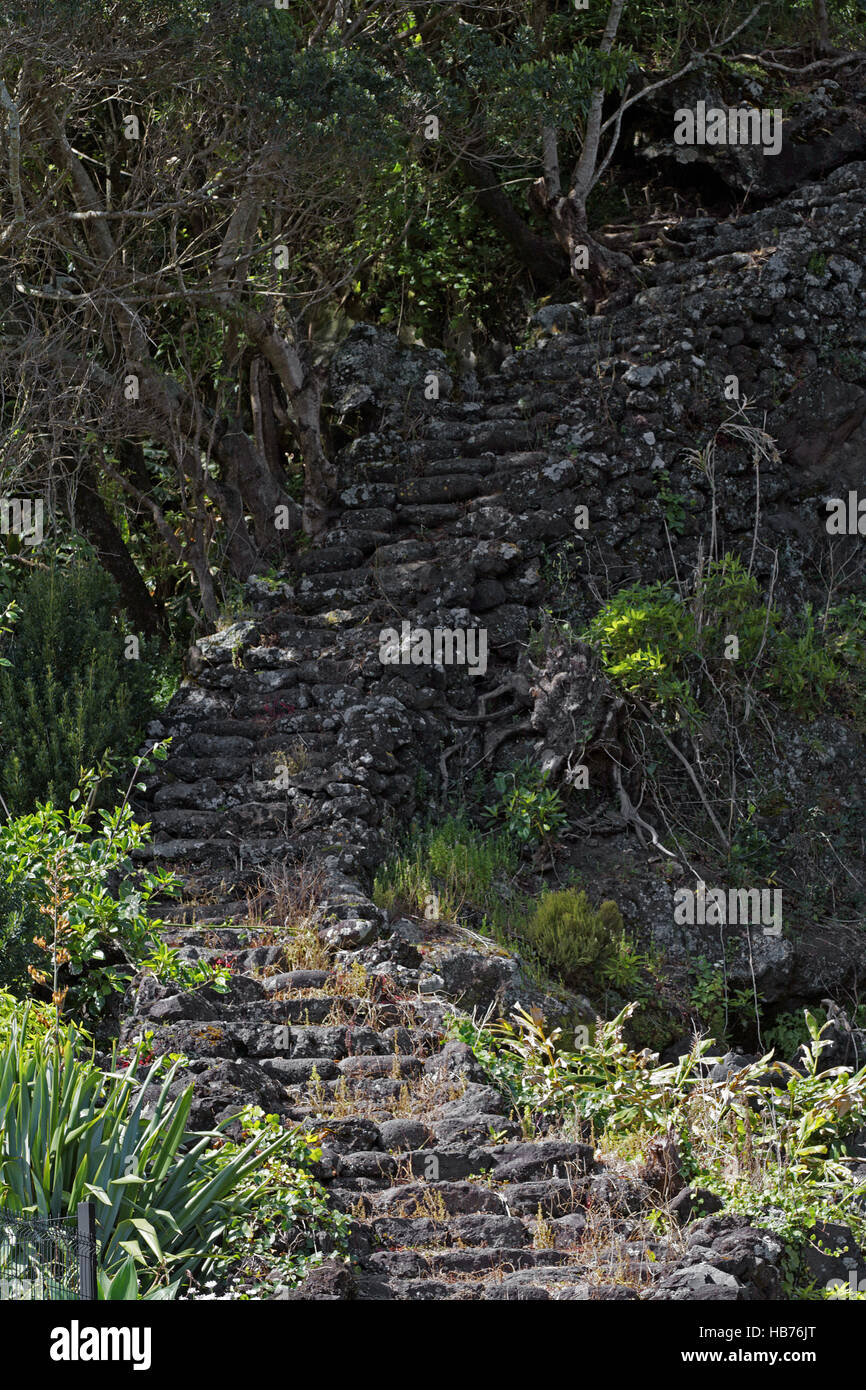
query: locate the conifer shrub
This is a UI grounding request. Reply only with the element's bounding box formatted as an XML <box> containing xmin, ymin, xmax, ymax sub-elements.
<box><xmin>0</xmin><ymin>558</ymin><xmax>155</xmax><ymax>812</ymax></box>
<box><xmin>520</xmin><ymin>888</ymin><xmax>624</xmax><ymax>988</ymax></box>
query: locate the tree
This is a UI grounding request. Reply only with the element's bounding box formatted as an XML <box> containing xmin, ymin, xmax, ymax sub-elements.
<box><xmin>0</xmin><ymin>1</ymin><xmax>401</xmax><ymax>622</ymax></box>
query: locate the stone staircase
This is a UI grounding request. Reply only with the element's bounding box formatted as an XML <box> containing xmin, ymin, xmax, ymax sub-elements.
<box><xmin>137</xmin><ymin>164</ymin><xmax>866</xmax><ymax>895</ymax></box>
<box><xmin>124</xmin><ymin>167</ymin><xmax>866</xmax><ymax>1298</ymax></box>
<box><xmin>121</xmin><ymin>913</ymin><xmax>785</xmax><ymax>1301</ymax></box>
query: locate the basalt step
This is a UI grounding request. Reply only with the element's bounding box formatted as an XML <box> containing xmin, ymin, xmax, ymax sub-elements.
<box><xmin>128</xmin><ymin>909</ymin><xmax>680</xmax><ymax>1300</ymax></box>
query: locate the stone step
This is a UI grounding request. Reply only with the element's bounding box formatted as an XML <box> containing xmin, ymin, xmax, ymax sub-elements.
<box><xmin>138</xmin><ymin>835</ymin><xmax>293</xmax><ymax>866</ymax></box>
<box><xmin>368</xmin><ymin>1181</ymin><xmax>509</xmax><ymax>1217</ymax></box>
<box><xmin>370</xmin><ymin>1213</ymin><xmax>529</xmax><ymax>1249</ymax></box>
<box><xmin>159</xmin><ymin>902</ymin><xmax>252</xmax><ymax>925</ymax></box>
<box><xmin>366</xmin><ymin>1246</ymin><xmax>566</xmax><ymax>1279</ymax></box>
<box><xmin>147</xmin><ymin>806</ymin><xmax>292</xmax><ymax>837</ymax></box>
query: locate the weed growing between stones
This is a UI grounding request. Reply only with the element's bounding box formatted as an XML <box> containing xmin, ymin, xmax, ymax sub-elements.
<box><xmin>373</xmin><ymin>813</ymin><xmax>519</xmax><ymax>925</ymax></box>
<box><xmin>457</xmin><ymin>1002</ymin><xmax>866</xmax><ymax>1297</ymax></box>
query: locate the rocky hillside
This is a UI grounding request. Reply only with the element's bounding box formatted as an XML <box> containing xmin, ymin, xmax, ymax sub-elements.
<box><xmin>128</xmin><ymin>158</ymin><xmax>866</xmax><ymax>1301</ymax></box>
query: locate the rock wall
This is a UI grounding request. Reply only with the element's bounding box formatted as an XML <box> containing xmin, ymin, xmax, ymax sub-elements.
<box><xmin>138</xmin><ymin>161</ymin><xmax>866</xmax><ymax>1011</ymax></box>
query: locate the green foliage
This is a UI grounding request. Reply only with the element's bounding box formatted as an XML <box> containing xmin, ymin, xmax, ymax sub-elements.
<box><xmin>585</xmin><ymin>555</ymin><xmax>854</xmax><ymax>724</ymax></box>
<box><xmin>461</xmin><ymin>1002</ymin><xmax>866</xmax><ymax>1294</ymax></box>
<box><xmin>599</xmin><ymin>931</ymin><xmax>651</xmax><ymax>995</ymax></box>
<box><xmin>0</xmin><ymin>989</ymin><xmax>70</xmax><ymax>1054</ymax></box>
<box><xmin>372</xmin><ymin>813</ymin><xmax>518</xmax><ymax>924</ymax></box>
<box><xmin>727</xmin><ymin>801</ymin><xmax>779</xmax><ymax>883</ymax></box>
<box><xmin>764</xmin><ymin>1006</ymin><xmax>829</xmax><ymax>1062</ymax></box>
<box><xmin>518</xmin><ymin>889</ymin><xmax>625</xmax><ymax>990</ymax></box>
<box><xmin>655</xmin><ymin>470</ymin><xmax>690</xmax><ymax>535</ymax></box>
<box><xmin>696</xmin><ymin>553</ymin><xmax>773</xmax><ymax>666</ymax></box>
<box><xmin>765</xmin><ymin>605</ymin><xmax>845</xmax><ymax>717</ymax></box>
<box><xmin>98</xmin><ymin>1257</ymin><xmax>180</xmax><ymax>1301</ymax></box>
<box><xmin>209</xmin><ymin>1109</ymin><xmax>352</xmax><ymax>1299</ymax></box>
<box><xmin>484</xmin><ymin>759</ymin><xmax>568</xmax><ymax>846</ymax></box>
<box><xmin>350</xmin><ymin>157</ymin><xmax>522</xmax><ymax>352</ymax></box>
<box><xmin>0</xmin><ymin>875</ymin><xmax>42</xmax><ymax>996</ymax></box>
<box><xmin>0</xmin><ymin>1018</ymin><xmax>297</xmax><ymax>1292</ymax></box>
<box><xmin>0</xmin><ymin>761</ymin><xmax>226</xmax><ymax>1022</ymax></box>
<box><xmin>0</xmin><ymin>559</ymin><xmax>156</xmax><ymax>813</ymax></box>
<box><xmin>584</xmin><ymin>580</ymin><xmax>699</xmax><ymax>718</ymax></box>
<box><xmin>688</xmin><ymin>956</ymin><xmax>759</xmax><ymax>1039</ymax></box>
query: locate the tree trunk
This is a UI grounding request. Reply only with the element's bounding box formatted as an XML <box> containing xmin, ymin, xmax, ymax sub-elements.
<box><xmin>70</xmin><ymin>459</ymin><xmax>167</xmax><ymax>638</ymax></box>
<box><xmin>461</xmin><ymin>153</ymin><xmax>570</xmax><ymax>290</ymax></box>
<box><xmin>294</xmin><ymin>371</ymin><xmax>336</xmax><ymax>537</ymax></box>
<box><xmin>213</xmin><ymin>424</ymin><xmax>295</xmax><ymax>562</ymax></box>
<box><xmin>546</xmin><ymin>192</ymin><xmax>637</xmax><ymax>304</ymax></box>
<box><xmin>812</xmin><ymin>0</ymin><xmax>830</xmax><ymax>53</ymax></box>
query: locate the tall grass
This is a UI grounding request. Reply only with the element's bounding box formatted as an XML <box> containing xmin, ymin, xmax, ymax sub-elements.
<box><xmin>373</xmin><ymin>813</ymin><xmax>519</xmax><ymax>927</ymax></box>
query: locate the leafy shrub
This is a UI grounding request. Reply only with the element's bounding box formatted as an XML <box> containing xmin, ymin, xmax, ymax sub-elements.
<box><xmin>518</xmin><ymin>888</ymin><xmax>624</xmax><ymax>989</ymax></box>
<box><xmin>0</xmin><ymin>763</ymin><xmax>226</xmax><ymax>1022</ymax></box>
<box><xmin>0</xmin><ymin>558</ymin><xmax>155</xmax><ymax>813</ymax></box>
<box><xmin>696</xmin><ymin>552</ymin><xmax>775</xmax><ymax>666</ymax></box>
<box><xmin>585</xmin><ymin>556</ymin><xmax>853</xmax><ymax>723</ymax></box>
<box><xmin>484</xmin><ymin>758</ymin><xmax>568</xmax><ymax>846</ymax></box>
<box><xmin>207</xmin><ymin>1109</ymin><xmax>351</xmax><ymax>1299</ymax></box>
<box><xmin>0</xmin><ymin>989</ymin><xmax>66</xmax><ymax>1054</ymax></box>
<box><xmin>583</xmin><ymin>580</ymin><xmax>698</xmax><ymax>716</ymax></box>
<box><xmin>485</xmin><ymin>1002</ymin><xmax>866</xmax><ymax>1165</ymax></box>
<box><xmin>462</xmin><ymin>1003</ymin><xmax>866</xmax><ymax>1294</ymax></box>
<box><xmin>765</xmin><ymin>605</ymin><xmax>844</xmax><ymax>716</ymax></box>
<box><xmin>688</xmin><ymin>955</ymin><xmax>759</xmax><ymax>1040</ymax></box>
<box><xmin>0</xmin><ymin>876</ymin><xmax>42</xmax><ymax>995</ymax></box>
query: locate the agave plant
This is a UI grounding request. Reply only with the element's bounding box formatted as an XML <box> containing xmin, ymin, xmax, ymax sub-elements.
<box><xmin>0</xmin><ymin>1011</ymin><xmax>294</xmax><ymax>1292</ymax></box>
<box><xmin>98</xmin><ymin>1256</ymin><xmax>180</xmax><ymax>1301</ymax></box>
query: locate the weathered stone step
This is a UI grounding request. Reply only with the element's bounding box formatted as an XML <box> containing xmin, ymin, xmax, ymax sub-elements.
<box><xmin>148</xmin><ymin>806</ymin><xmax>291</xmax><ymax>837</ymax></box>
<box><xmin>366</xmin><ymin>1246</ymin><xmax>570</xmax><ymax>1279</ymax></box>
<box><xmin>395</xmin><ymin>474</ymin><xmax>481</xmax><ymax>506</ymax></box>
<box><xmin>323</xmin><ymin>527</ymin><xmax>392</xmax><ymax>554</ymax></box>
<box><xmin>261</xmin><ymin>995</ymin><xmax>405</xmax><ymax>1026</ymax></box>
<box><xmin>294</xmin><ymin>581</ymin><xmax>373</xmax><ymax>613</ymax></box>
<box><xmin>138</xmin><ymin>835</ymin><xmax>292</xmax><ymax>866</ymax></box>
<box><xmin>391</xmin><ymin>503</ymin><xmax>465</xmax><ymax>528</ymax></box>
<box><xmin>487</xmin><ymin>1143</ymin><xmax>596</xmax><ymax>1186</ymax></box>
<box><xmin>367</xmin><ymin>1181</ymin><xmax>509</xmax><ymax>1217</ymax></box>
<box><xmin>406</xmin><ymin>424</ymin><xmax>538</xmax><ymax>459</ymax></box>
<box><xmin>370</xmin><ymin>1214</ymin><xmax>529</xmax><ymax>1249</ymax></box>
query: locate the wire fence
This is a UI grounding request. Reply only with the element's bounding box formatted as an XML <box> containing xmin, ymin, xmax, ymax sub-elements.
<box><xmin>0</xmin><ymin>1202</ymin><xmax>97</xmax><ymax>1301</ymax></box>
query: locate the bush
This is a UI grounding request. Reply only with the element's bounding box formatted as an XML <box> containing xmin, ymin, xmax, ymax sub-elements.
<box><xmin>584</xmin><ymin>556</ymin><xmax>854</xmax><ymax>723</ymax></box>
<box><xmin>0</xmin><ymin>558</ymin><xmax>155</xmax><ymax>813</ymax></box>
<box><xmin>765</xmin><ymin>605</ymin><xmax>844</xmax><ymax>716</ymax></box>
<box><xmin>0</xmin><ymin>764</ymin><xmax>226</xmax><ymax>1022</ymax></box>
<box><xmin>519</xmin><ymin>888</ymin><xmax>624</xmax><ymax>989</ymax></box>
<box><xmin>0</xmin><ymin>989</ymin><xmax>65</xmax><ymax>1054</ymax></box>
<box><xmin>583</xmin><ymin>579</ymin><xmax>698</xmax><ymax>717</ymax></box>
<box><xmin>461</xmin><ymin>1003</ymin><xmax>866</xmax><ymax>1294</ymax></box>
<box><xmin>484</xmin><ymin>758</ymin><xmax>568</xmax><ymax>846</ymax></box>
<box><xmin>207</xmin><ymin>1109</ymin><xmax>352</xmax><ymax>1299</ymax></box>
<box><xmin>0</xmin><ymin>877</ymin><xmax>42</xmax><ymax>995</ymax></box>
<box><xmin>0</xmin><ymin>1016</ymin><xmax>311</xmax><ymax>1293</ymax></box>
<box><xmin>696</xmin><ymin>552</ymin><xmax>776</xmax><ymax>666</ymax></box>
